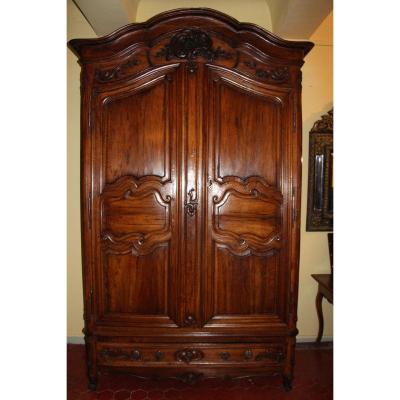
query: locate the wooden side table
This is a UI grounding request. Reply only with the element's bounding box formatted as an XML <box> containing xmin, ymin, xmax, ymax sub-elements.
<box><xmin>311</xmin><ymin>274</ymin><xmax>333</xmax><ymax>342</ymax></box>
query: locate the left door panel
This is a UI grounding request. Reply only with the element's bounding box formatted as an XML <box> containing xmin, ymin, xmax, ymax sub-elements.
<box><xmin>90</xmin><ymin>68</ymin><xmax>181</xmax><ymax>328</ymax></box>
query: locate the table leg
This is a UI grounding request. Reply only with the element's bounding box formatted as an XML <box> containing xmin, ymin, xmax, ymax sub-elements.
<box><xmin>315</xmin><ymin>291</ymin><xmax>324</xmax><ymax>342</ymax></box>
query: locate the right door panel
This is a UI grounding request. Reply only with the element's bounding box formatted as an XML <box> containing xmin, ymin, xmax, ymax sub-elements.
<box><xmin>203</xmin><ymin>67</ymin><xmax>292</xmax><ymax>329</ymax></box>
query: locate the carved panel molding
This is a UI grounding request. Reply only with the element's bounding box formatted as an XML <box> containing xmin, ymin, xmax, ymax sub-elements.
<box><xmin>100</xmin><ymin>175</ymin><xmax>173</xmax><ymax>256</ymax></box>
<box><xmin>210</xmin><ymin>177</ymin><xmax>283</xmax><ymax>256</ymax></box>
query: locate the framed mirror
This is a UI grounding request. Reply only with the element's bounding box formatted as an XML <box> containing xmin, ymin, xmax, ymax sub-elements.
<box><xmin>306</xmin><ymin>109</ymin><xmax>333</xmax><ymax>231</ymax></box>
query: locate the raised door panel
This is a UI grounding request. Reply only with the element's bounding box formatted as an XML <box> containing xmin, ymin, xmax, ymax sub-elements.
<box><xmin>91</xmin><ymin>68</ymin><xmax>181</xmax><ymax>327</ymax></box>
<box><xmin>203</xmin><ymin>68</ymin><xmax>292</xmax><ymax>328</ymax></box>
<box><xmin>104</xmin><ymin>81</ymin><xmax>169</xmax><ymax>182</ymax></box>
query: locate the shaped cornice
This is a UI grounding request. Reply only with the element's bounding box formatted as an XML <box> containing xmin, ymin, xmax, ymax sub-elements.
<box><xmin>68</xmin><ymin>8</ymin><xmax>313</xmax><ymax>63</ymax></box>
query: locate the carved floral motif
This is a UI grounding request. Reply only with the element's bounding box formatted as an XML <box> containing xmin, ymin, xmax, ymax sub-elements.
<box><xmin>156</xmin><ymin>29</ymin><xmax>232</xmax><ymax>72</ymax></box>
<box><xmin>243</xmin><ymin>60</ymin><xmax>289</xmax><ymax>83</ymax></box>
<box><xmin>95</xmin><ymin>56</ymin><xmax>140</xmax><ymax>82</ymax></box>
<box><xmin>175</xmin><ymin>348</ymin><xmax>204</xmax><ymax>364</ymax></box>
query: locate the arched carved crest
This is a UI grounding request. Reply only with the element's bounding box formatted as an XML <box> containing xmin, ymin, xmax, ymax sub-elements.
<box><xmin>310</xmin><ymin>109</ymin><xmax>333</xmax><ymax>133</ymax></box>
<box><xmin>68</xmin><ymin>8</ymin><xmax>313</xmax><ymax>84</ymax></box>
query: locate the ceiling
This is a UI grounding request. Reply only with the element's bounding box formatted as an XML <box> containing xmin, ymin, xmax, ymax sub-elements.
<box><xmin>73</xmin><ymin>0</ymin><xmax>332</xmax><ymax>39</ymax></box>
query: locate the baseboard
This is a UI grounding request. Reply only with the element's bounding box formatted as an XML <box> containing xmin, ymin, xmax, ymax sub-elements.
<box><xmin>297</xmin><ymin>336</ymin><xmax>333</xmax><ymax>343</ymax></box>
<box><xmin>67</xmin><ymin>336</ymin><xmax>85</xmax><ymax>344</ymax></box>
<box><xmin>67</xmin><ymin>335</ymin><xmax>333</xmax><ymax>345</ymax></box>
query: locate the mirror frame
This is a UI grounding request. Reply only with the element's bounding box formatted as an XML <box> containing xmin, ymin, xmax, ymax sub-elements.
<box><xmin>306</xmin><ymin>109</ymin><xmax>333</xmax><ymax>231</ymax></box>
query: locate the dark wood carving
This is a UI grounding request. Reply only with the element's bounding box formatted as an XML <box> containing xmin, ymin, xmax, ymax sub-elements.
<box><xmin>184</xmin><ymin>188</ymin><xmax>198</xmax><ymax>216</ymax></box>
<box><xmin>311</xmin><ymin>109</ymin><xmax>333</xmax><ymax>132</ymax></box>
<box><xmin>99</xmin><ymin>348</ymin><xmax>141</xmax><ymax>362</ymax></box>
<box><xmin>243</xmin><ymin>60</ymin><xmax>289</xmax><ymax>83</ymax></box>
<box><xmin>156</xmin><ymin>28</ymin><xmax>232</xmax><ymax>72</ymax></box>
<box><xmin>68</xmin><ymin>7</ymin><xmax>313</xmax><ymax>392</ymax></box>
<box><xmin>255</xmin><ymin>348</ymin><xmax>285</xmax><ymax>363</ymax></box>
<box><xmin>95</xmin><ymin>56</ymin><xmax>140</xmax><ymax>82</ymax></box>
<box><xmin>178</xmin><ymin>372</ymin><xmax>204</xmax><ymax>384</ymax></box>
<box><xmin>306</xmin><ymin>109</ymin><xmax>333</xmax><ymax>231</ymax></box>
<box><xmin>175</xmin><ymin>349</ymin><xmax>204</xmax><ymax>364</ymax></box>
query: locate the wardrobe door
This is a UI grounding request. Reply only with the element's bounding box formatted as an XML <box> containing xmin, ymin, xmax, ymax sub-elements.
<box><xmin>203</xmin><ymin>66</ymin><xmax>294</xmax><ymax>330</ymax></box>
<box><xmin>90</xmin><ymin>66</ymin><xmax>182</xmax><ymax>328</ymax></box>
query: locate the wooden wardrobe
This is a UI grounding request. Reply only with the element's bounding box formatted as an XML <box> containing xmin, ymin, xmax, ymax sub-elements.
<box><xmin>68</xmin><ymin>8</ymin><xmax>313</xmax><ymax>391</ymax></box>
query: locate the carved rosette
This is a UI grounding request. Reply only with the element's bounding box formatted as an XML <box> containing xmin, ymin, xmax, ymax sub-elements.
<box><xmin>156</xmin><ymin>29</ymin><xmax>232</xmax><ymax>72</ymax></box>
<box><xmin>175</xmin><ymin>348</ymin><xmax>204</xmax><ymax>364</ymax></box>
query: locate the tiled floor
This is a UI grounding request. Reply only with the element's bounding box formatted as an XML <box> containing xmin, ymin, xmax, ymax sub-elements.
<box><xmin>67</xmin><ymin>344</ymin><xmax>333</xmax><ymax>400</ymax></box>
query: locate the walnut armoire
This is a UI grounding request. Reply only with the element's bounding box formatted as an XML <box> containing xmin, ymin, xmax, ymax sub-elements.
<box><xmin>68</xmin><ymin>8</ymin><xmax>313</xmax><ymax>391</ymax></box>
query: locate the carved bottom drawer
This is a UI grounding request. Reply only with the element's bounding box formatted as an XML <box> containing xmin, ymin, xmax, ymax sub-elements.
<box><xmin>96</xmin><ymin>342</ymin><xmax>286</xmax><ymax>367</ymax></box>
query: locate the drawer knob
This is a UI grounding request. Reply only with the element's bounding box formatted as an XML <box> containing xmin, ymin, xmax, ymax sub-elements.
<box><xmin>131</xmin><ymin>350</ymin><xmax>141</xmax><ymax>360</ymax></box>
<box><xmin>155</xmin><ymin>350</ymin><xmax>164</xmax><ymax>361</ymax></box>
<box><xmin>244</xmin><ymin>349</ymin><xmax>253</xmax><ymax>360</ymax></box>
<box><xmin>220</xmin><ymin>351</ymin><xmax>230</xmax><ymax>361</ymax></box>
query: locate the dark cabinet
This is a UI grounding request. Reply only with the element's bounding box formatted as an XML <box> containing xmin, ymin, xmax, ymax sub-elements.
<box><xmin>68</xmin><ymin>8</ymin><xmax>313</xmax><ymax>390</ymax></box>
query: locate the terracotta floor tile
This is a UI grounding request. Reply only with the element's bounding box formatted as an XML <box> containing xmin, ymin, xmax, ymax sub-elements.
<box><xmin>165</xmin><ymin>389</ymin><xmax>182</xmax><ymax>399</ymax></box>
<box><xmin>148</xmin><ymin>389</ymin><xmax>164</xmax><ymax>399</ymax></box>
<box><xmin>80</xmin><ymin>391</ymin><xmax>99</xmax><ymax>400</ymax></box>
<box><xmin>97</xmin><ymin>390</ymin><xmax>114</xmax><ymax>400</ymax></box>
<box><xmin>130</xmin><ymin>389</ymin><xmax>147</xmax><ymax>399</ymax></box>
<box><xmin>114</xmin><ymin>389</ymin><xmax>131</xmax><ymax>400</ymax></box>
